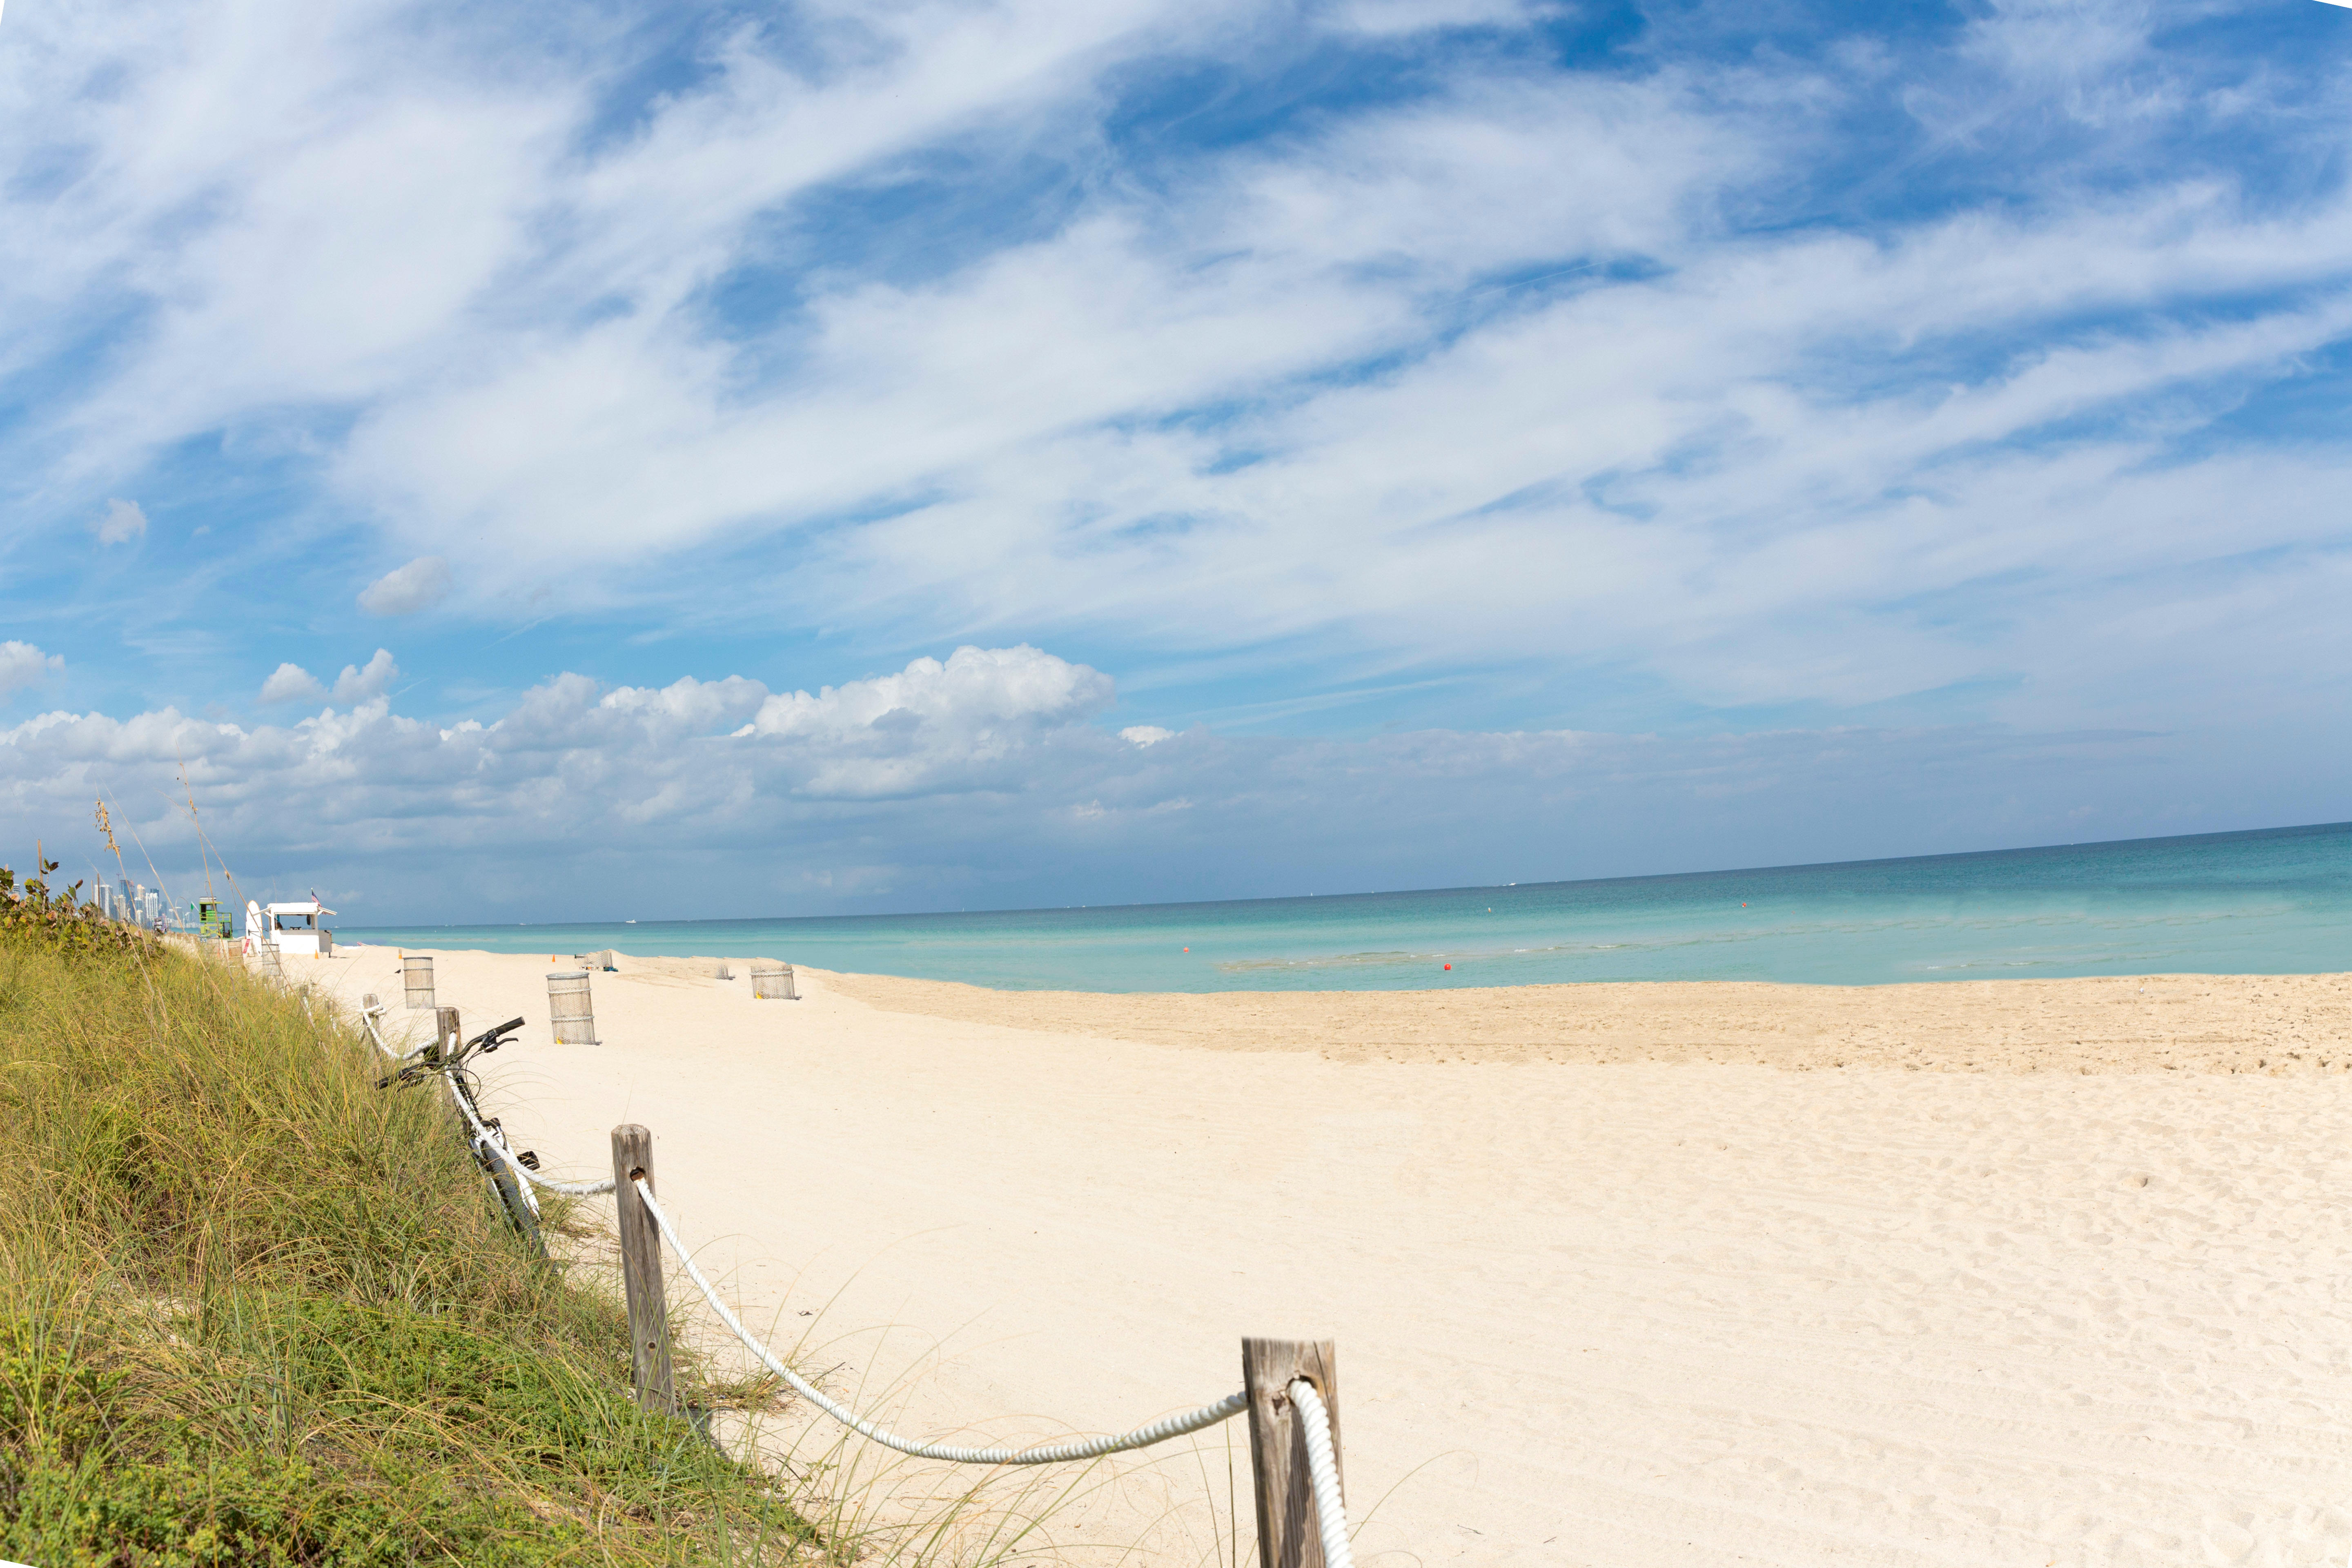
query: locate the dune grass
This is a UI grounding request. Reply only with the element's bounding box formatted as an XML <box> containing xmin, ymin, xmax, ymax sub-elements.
<box><xmin>0</xmin><ymin>912</ymin><xmax>817</xmax><ymax>1565</ymax></box>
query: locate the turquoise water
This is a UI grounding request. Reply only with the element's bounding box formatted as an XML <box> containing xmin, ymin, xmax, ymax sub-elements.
<box><xmin>346</xmin><ymin>821</ymin><xmax>2352</xmax><ymax>992</ymax></box>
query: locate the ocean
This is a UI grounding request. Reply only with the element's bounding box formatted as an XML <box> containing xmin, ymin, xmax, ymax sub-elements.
<box><xmin>344</xmin><ymin>820</ymin><xmax>2352</xmax><ymax>993</ymax></box>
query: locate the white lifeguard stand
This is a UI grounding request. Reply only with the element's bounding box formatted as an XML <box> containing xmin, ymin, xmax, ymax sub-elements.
<box><xmin>244</xmin><ymin>896</ymin><xmax>336</xmax><ymax>957</ymax></box>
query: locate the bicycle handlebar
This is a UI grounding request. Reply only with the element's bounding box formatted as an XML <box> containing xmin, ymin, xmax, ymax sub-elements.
<box><xmin>375</xmin><ymin>1016</ymin><xmax>528</xmax><ymax>1089</ymax></box>
<box><xmin>468</xmin><ymin>1017</ymin><xmax>526</xmax><ymax>1053</ymax></box>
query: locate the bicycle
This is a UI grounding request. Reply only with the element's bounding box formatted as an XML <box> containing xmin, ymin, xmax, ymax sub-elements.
<box><xmin>376</xmin><ymin>1013</ymin><xmax>546</xmax><ymax>1249</ymax></box>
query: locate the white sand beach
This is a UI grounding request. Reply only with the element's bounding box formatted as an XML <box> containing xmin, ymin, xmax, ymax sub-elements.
<box><xmin>294</xmin><ymin>947</ymin><xmax>2352</xmax><ymax>1566</ymax></box>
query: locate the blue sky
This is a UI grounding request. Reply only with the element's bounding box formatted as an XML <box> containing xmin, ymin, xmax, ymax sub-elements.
<box><xmin>3</xmin><ymin>0</ymin><xmax>2350</xmax><ymax>921</ymax></box>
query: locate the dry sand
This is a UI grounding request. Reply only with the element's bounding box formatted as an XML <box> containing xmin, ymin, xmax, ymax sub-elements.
<box><xmin>296</xmin><ymin>948</ymin><xmax>2352</xmax><ymax>1566</ymax></box>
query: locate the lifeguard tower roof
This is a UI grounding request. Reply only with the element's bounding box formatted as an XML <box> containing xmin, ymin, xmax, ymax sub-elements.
<box><xmin>265</xmin><ymin>898</ymin><xmax>336</xmax><ymax>916</ymax></box>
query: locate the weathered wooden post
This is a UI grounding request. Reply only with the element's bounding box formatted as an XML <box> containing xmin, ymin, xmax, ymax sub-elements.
<box><xmin>610</xmin><ymin>1124</ymin><xmax>675</xmax><ymax>1414</ymax></box>
<box><xmin>402</xmin><ymin>953</ymin><xmax>435</xmax><ymax>1009</ymax></box>
<box><xmin>751</xmin><ymin>960</ymin><xmax>798</xmax><ymax>1000</ymax></box>
<box><xmin>432</xmin><ymin>1005</ymin><xmax>461</xmax><ymax>1066</ymax></box>
<box><xmin>548</xmin><ymin>971</ymin><xmax>599</xmax><ymax>1045</ymax></box>
<box><xmin>1243</xmin><ymin>1338</ymin><xmax>1343</xmax><ymax>1568</ymax></box>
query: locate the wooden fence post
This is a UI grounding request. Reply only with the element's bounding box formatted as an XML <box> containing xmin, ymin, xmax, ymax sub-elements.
<box><xmin>432</xmin><ymin>1005</ymin><xmax>461</xmax><ymax>1066</ymax></box>
<box><xmin>1243</xmin><ymin>1338</ymin><xmax>1342</xmax><ymax>1568</ymax></box>
<box><xmin>611</xmin><ymin>1124</ymin><xmax>676</xmax><ymax>1414</ymax></box>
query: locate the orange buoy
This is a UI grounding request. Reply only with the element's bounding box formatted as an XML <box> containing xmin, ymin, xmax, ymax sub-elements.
<box><xmin>1443</xmin><ymin>963</ymin><xmax>1452</xmax><ymax>971</ymax></box>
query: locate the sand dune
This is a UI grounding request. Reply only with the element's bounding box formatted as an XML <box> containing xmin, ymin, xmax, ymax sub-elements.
<box><xmin>297</xmin><ymin>948</ymin><xmax>2352</xmax><ymax>1565</ymax></box>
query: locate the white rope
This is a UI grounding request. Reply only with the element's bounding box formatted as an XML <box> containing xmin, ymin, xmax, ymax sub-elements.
<box><xmin>359</xmin><ymin>1005</ymin><xmax>431</xmax><ymax>1065</ymax></box>
<box><xmin>1289</xmin><ymin>1378</ymin><xmax>1355</xmax><ymax>1568</ymax></box>
<box><xmin>361</xmin><ymin>1004</ymin><xmax>615</xmax><ymax>1197</ymax></box>
<box><xmin>630</xmin><ymin>1175</ymin><xmax>1247</xmax><ymax>1464</ymax></box>
<box><xmin>514</xmin><ymin>1163</ymin><xmax>616</xmax><ymax>1198</ymax></box>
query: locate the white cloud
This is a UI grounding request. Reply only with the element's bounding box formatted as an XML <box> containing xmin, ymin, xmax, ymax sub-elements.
<box><xmin>0</xmin><ymin>648</ymin><xmax>1125</xmax><ymax>890</ymax></box>
<box><xmin>359</xmin><ymin>557</ymin><xmax>450</xmax><ymax>616</ymax></box>
<box><xmin>1120</xmin><ymin>725</ymin><xmax>1175</xmax><ymax>745</ymax></box>
<box><xmin>91</xmin><ymin>497</ymin><xmax>147</xmax><ymax>545</ymax></box>
<box><xmin>258</xmin><ymin>663</ymin><xmax>328</xmax><ymax>704</ymax></box>
<box><xmin>258</xmin><ymin>649</ymin><xmax>403</xmax><ymax>705</ymax></box>
<box><xmin>0</xmin><ymin>641</ymin><xmax>64</xmax><ymax>695</ymax></box>
<box><xmin>742</xmin><ymin>644</ymin><xmax>1115</xmax><ymax>797</ymax></box>
<box><xmin>260</xmin><ymin>47</ymin><xmax>2346</xmax><ymax>735</ymax></box>
<box><xmin>333</xmin><ymin>648</ymin><xmax>399</xmax><ymax>702</ymax></box>
<box><xmin>0</xmin><ymin>641</ymin><xmax>2325</xmax><ymax>922</ymax></box>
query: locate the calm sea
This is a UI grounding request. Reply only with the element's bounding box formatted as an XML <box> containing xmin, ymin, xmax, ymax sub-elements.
<box><xmin>345</xmin><ymin>821</ymin><xmax>2352</xmax><ymax>992</ymax></box>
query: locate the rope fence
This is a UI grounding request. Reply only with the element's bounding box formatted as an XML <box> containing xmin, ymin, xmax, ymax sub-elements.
<box><xmin>633</xmin><ymin>1172</ymin><xmax>1250</xmax><ymax>1464</ymax></box>
<box><xmin>343</xmin><ymin>985</ymin><xmax>1357</xmax><ymax>1568</ymax></box>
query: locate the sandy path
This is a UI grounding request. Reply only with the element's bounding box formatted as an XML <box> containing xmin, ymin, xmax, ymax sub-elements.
<box><xmin>296</xmin><ymin>949</ymin><xmax>2352</xmax><ymax>1566</ymax></box>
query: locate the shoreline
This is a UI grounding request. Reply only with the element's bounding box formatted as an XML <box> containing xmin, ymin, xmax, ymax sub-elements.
<box><xmin>352</xmin><ymin>945</ymin><xmax>2352</xmax><ymax>1072</ymax></box>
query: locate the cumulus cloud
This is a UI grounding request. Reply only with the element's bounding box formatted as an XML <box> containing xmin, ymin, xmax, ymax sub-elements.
<box><xmin>258</xmin><ymin>649</ymin><xmax>400</xmax><ymax>704</ymax></box>
<box><xmin>1120</xmin><ymin>725</ymin><xmax>1175</xmax><ymax>746</ymax></box>
<box><xmin>258</xmin><ymin>663</ymin><xmax>328</xmax><ymax>704</ymax></box>
<box><xmin>359</xmin><ymin>558</ymin><xmax>451</xmax><ymax>616</ymax></box>
<box><xmin>0</xmin><ymin>642</ymin><xmax>64</xmax><ymax>695</ymax></box>
<box><xmin>0</xmin><ymin>648</ymin><xmax>1125</xmax><ymax>895</ymax></box>
<box><xmin>0</xmin><ymin>640</ymin><xmax>2317</xmax><ymax>924</ymax></box>
<box><xmin>91</xmin><ymin>498</ymin><xmax>147</xmax><ymax>546</ymax></box>
<box><xmin>737</xmin><ymin>645</ymin><xmax>1115</xmax><ymax>796</ymax></box>
<box><xmin>333</xmin><ymin>649</ymin><xmax>399</xmax><ymax>702</ymax></box>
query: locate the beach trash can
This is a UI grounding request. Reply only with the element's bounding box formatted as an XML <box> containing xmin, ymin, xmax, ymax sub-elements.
<box><xmin>402</xmin><ymin>954</ymin><xmax>435</xmax><ymax>1010</ymax></box>
<box><xmin>750</xmin><ymin>961</ymin><xmax>798</xmax><ymax>1001</ymax></box>
<box><xmin>548</xmin><ymin>970</ymin><xmax>599</xmax><ymax>1045</ymax></box>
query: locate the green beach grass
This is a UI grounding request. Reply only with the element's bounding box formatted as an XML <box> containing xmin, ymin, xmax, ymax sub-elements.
<box><xmin>0</xmin><ymin>877</ymin><xmax>817</xmax><ymax>1566</ymax></box>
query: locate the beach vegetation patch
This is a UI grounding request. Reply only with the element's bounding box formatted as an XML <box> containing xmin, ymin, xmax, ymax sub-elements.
<box><xmin>0</xmin><ymin>896</ymin><xmax>816</xmax><ymax>1564</ymax></box>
